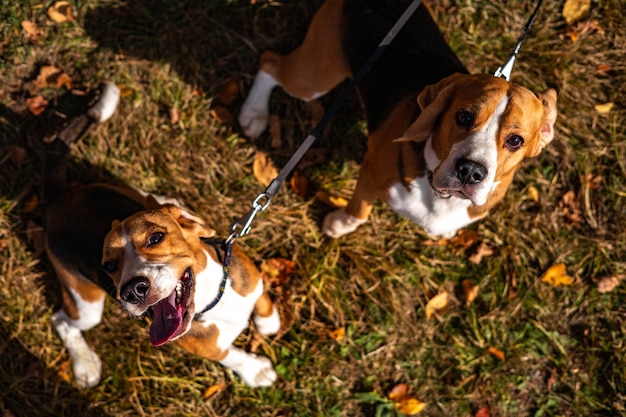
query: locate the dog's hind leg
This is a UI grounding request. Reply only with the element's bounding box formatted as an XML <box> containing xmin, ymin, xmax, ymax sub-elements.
<box><xmin>252</xmin><ymin>293</ymin><xmax>280</xmax><ymax>336</ymax></box>
<box><xmin>49</xmin><ymin>258</ymin><xmax>106</xmax><ymax>388</ymax></box>
<box><xmin>239</xmin><ymin>0</ymin><xmax>351</xmax><ymax>139</ymax></box>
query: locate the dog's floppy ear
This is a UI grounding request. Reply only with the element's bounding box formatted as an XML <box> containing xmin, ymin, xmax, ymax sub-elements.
<box><xmin>395</xmin><ymin>73</ymin><xmax>466</xmax><ymax>143</ymax></box>
<box><xmin>528</xmin><ymin>88</ymin><xmax>558</xmax><ymax>157</ymax></box>
<box><xmin>162</xmin><ymin>204</ymin><xmax>216</xmax><ymax>239</ymax></box>
<box><xmin>145</xmin><ymin>194</ymin><xmax>161</xmax><ymax>209</ymax></box>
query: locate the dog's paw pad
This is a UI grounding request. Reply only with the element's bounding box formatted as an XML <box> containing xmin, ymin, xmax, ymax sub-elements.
<box><xmin>322</xmin><ymin>209</ymin><xmax>367</xmax><ymax>238</ymax></box>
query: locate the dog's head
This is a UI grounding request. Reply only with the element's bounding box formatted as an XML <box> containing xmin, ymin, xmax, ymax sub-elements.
<box><xmin>101</xmin><ymin>201</ymin><xmax>215</xmax><ymax>346</ymax></box>
<box><xmin>397</xmin><ymin>73</ymin><xmax>557</xmax><ymax>206</ymax></box>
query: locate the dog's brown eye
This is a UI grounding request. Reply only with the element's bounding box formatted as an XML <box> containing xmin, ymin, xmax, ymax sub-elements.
<box><xmin>455</xmin><ymin>109</ymin><xmax>474</xmax><ymax>127</ymax></box>
<box><xmin>505</xmin><ymin>135</ymin><xmax>524</xmax><ymax>151</ymax></box>
<box><xmin>147</xmin><ymin>232</ymin><xmax>165</xmax><ymax>247</ymax></box>
<box><xmin>102</xmin><ymin>261</ymin><xmax>117</xmax><ymax>274</ymax></box>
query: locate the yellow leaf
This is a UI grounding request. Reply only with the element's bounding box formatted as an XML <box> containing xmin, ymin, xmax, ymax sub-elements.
<box><xmin>527</xmin><ymin>185</ymin><xmax>539</xmax><ymax>203</ymax></box>
<box><xmin>396</xmin><ymin>398</ymin><xmax>426</xmax><ymax>415</ymax></box>
<box><xmin>315</xmin><ymin>190</ymin><xmax>348</xmax><ymax>208</ymax></box>
<box><xmin>425</xmin><ymin>292</ymin><xmax>448</xmax><ymax>319</ymax></box>
<box><xmin>594</xmin><ymin>102</ymin><xmax>614</xmax><ymax>114</ymax></box>
<box><xmin>202</xmin><ymin>383</ymin><xmax>226</xmax><ymax>401</ymax></box>
<box><xmin>329</xmin><ymin>327</ymin><xmax>345</xmax><ymax>341</ymax></box>
<box><xmin>562</xmin><ymin>0</ymin><xmax>591</xmax><ymax>25</ymax></box>
<box><xmin>119</xmin><ymin>85</ymin><xmax>134</xmax><ymax>98</ymax></box>
<box><xmin>252</xmin><ymin>152</ymin><xmax>278</xmax><ymax>187</ymax></box>
<box><xmin>462</xmin><ymin>279</ymin><xmax>479</xmax><ymax>306</ymax></box>
<box><xmin>540</xmin><ymin>263</ymin><xmax>574</xmax><ymax>286</ymax></box>
<box><xmin>486</xmin><ymin>346</ymin><xmax>505</xmax><ymax>361</ymax></box>
<box><xmin>48</xmin><ymin>1</ymin><xmax>74</xmax><ymax>23</ymax></box>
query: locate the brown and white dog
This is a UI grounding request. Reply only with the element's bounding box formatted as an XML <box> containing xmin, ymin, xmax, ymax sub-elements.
<box><xmin>239</xmin><ymin>0</ymin><xmax>557</xmax><ymax>238</ymax></box>
<box><xmin>44</xmin><ymin>84</ymin><xmax>280</xmax><ymax>388</ymax></box>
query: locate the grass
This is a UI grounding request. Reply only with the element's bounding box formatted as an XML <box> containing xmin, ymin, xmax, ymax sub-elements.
<box><xmin>1</xmin><ymin>0</ymin><xmax>625</xmax><ymax>416</ymax></box>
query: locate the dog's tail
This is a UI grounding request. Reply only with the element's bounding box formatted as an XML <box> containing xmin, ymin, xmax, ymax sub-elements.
<box><xmin>43</xmin><ymin>82</ymin><xmax>120</xmax><ymax>202</ymax></box>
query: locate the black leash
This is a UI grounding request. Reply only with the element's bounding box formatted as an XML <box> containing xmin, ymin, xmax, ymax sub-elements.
<box><xmin>195</xmin><ymin>238</ymin><xmax>232</xmax><ymax>318</ymax></box>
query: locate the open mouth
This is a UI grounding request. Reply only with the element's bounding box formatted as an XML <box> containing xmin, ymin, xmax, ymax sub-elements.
<box><xmin>149</xmin><ymin>267</ymin><xmax>194</xmax><ymax>346</ymax></box>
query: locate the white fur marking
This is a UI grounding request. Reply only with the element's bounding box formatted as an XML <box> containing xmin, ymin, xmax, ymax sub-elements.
<box><xmin>254</xmin><ymin>306</ymin><xmax>280</xmax><ymax>336</ymax></box>
<box><xmin>239</xmin><ymin>70</ymin><xmax>279</xmax><ymax>139</ymax></box>
<box><xmin>219</xmin><ymin>347</ymin><xmax>277</xmax><ymax>387</ymax></box>
<box><xmin>322</xmin><ymin>208</ymin><xmax>368</xmax><ymax>238</ymax></box>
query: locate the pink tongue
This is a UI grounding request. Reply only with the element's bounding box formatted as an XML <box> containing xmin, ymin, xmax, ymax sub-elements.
<box><xmin>149</xmin><ymin>291</ymin><xmax>182</xmax><ymax>346</ymax></box>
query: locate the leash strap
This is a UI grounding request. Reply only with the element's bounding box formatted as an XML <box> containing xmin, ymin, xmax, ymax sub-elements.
<box><xmin>494</xmin><ymin>0</ymin><xmax>544</xmax><ymax>81</ymax></box>
<box><xmin>229</xmin><ymin>0</ymin><xmax>423</xmax><ymax>240</ymax></box>
<box><xmin>195</xmin><ymin>238</ymin><xmax>232</xmax><ymax>318</ymax></box>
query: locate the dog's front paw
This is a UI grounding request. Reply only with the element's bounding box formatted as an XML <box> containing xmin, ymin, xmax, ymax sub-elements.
<box><xmin>322</xmin><ymin>209</ymin><xmax>367</xmax><ymax>238</ymax></box>
<box><xmin>254</xmin><ymin>306</ymin><xmax>280</xmax><ymax>336</ymax></box>
<box><xmin>238</xmin><ymin>70</ymin><xmax>278</xmax><ymax>139</ymax></box>
<box><xmin>239</xmin><ymin>355</ymin><xmax>277</xmax><ymax>387</ymax></box>
<box><xmin>238</xmin><ymin>106</ymin><xmax>269</xmax><ymax>140</ymax></box>
<box><xmin>72</xmin><ymin>347</ymin><xmax>102</xmax><ymax>388</ymax></box>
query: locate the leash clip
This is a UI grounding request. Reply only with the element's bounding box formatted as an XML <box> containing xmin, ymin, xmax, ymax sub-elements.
<box><xmin>227</xmin><ymin>193</ymin><xmax>272</xmax><ymax>244</ymax></box>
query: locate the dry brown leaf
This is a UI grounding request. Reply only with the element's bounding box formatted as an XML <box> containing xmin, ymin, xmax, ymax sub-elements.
<box><xmin>449</xmin><ymin>229</ymin><xmax>479</xmax><ymax>249</ymax></box>
<box><xmin>33</xmin><ymin>65</ymin><xmax>72</xmax><ymax>92</ymax></box>
<box><xmin>315</xmin><ymin>190</ymin><xmax>348</xmax><ymax>208</ymax></box>
<box><xmin>268</xmin><ymin>115</ymin><xmax>282</xmax><ymax>148</ymax></box>
<box><xmin>6</xmin><ymin>145</ymin><xmax>29</xmax><ymax>168</ymax></box>
<box><xmin>594</xmin><ymin>102</ymin><xmax>614</xmax><ymax>114</ymax></box>
<box><xmin>290</xmin><ymin>170</ymin><xmax>308</xmax><ymax>197</ymax></box>
<box><xmin>475</xmin><ymin>406</ymin><xmax>491</xmax><ymax>417</ymax></box>
<box><xmin>169</xmin><ymin>107</ymin><xmax>179</xmax><ymax>124</ymax></box>
<box><xmin>202</xmin><ymin>383</ymin><xmax>226</xmax><ymax>401</ymax></box>
<box><xmin>486</xmin><ymin>346</ymin><xmax>505</xmax><ymax>361</ymax></box>
<box><xmin>217</xmin><ymin>76</ymin><xmax>240</xmax><ymax>106</ymax></box>
<box><xmin>596</xmin><ymin>275</ymin><xmax>623</xmax><ymax>293</ymax></box>
<box><xmin>540</xmin><ymin>263</ymin><xmax>574</xmax><ymax>286</ymax></box>
<box><xmin>560</xmin><ymin>190</ymin><xmax>582</xmax><ymax>226</ymax></box>
<box><xmin>329</xmin><ymin>327</ymin><xmax>345</xmax><ymax>342</ymax></box>
<box><xmin>48</xmin><ymin>1</ymin><xmax>74</xmax><ymax>23</ymax></box>
<box><xmin>21</xmin><ymin>21</ymin><xmax>44</xmax><ymax>41</ymax></box>
<box><xmin>260</xmin><ymin>258</ymin><xmax>296</xmax><ymax>285</ymax></box>
<box><xmin>252</xmin><ymin>152</ymin><xmax>278</xmax><ymax>187</ymax></box>
<box><xmin>468</xmin><ymin>242</ymin><xmax>494</xmax><ymax>264</ymax></box>
<box><xmin>462</xmin><ymin>279</ymin><xmax>479</xmax><ymax>306</ymax></box>
<box><xmin>562</xmin><ymin>0</ymin><xmax>591</xmax><ymax>25</ymax></box>
<box><xmin>425</xmin><ymin>292</ymin><xmax>448</xmax><ymax>319</ymax></box>
<box><xmin>209</xmin><ymin>105</ymin><xmax>231</xmax><ymax>122</ymax></box>
<box><xmin>26</xmin><ymin>95</ymin><xmax>49</xmax><ymax>116</ymax></box>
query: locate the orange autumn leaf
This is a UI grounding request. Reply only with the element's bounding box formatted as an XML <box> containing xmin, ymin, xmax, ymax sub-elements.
<box><xmin>21</xmin><ymin>20</ymin><xmax>44</xmax><ymax>41</ymax></box>
<box><xmin>260</xmin><ymin>258</ymin><xmax>296</xmax><ymax>285</ymax></box>
<box><xmin>329</xmin><ymin>327</ymin><xmax>345</xmax><ymax>342</ymax></box>
<box><xmin>462</xmin><ymin>279</ymin><xmax>479</xmax><ymax>306</ymax></box>
<box><xmin>48</xmin><ymin>1</ymin><xmax>74</xmax><ymax>23</ymax></box>
<box><xmin>202</xmin><ymin>383</ymin><xmax>226</xmax><ymax>401</ymax></box>
<box><xmin>486</xmin><ymin>346</ymin><xmax>505</xmax><ymax>361</ymax></box>
<box><xmin>468</xmin><ymin>242</ymin><xmax>494</xmax><ymax>264</ymax></box>
<box><xmin>425</xmin><ymin>292</ymin><xmax>448</xmax><ymax>319</ymax></box>
<box><xmin>449</xmin><ymin>229</ymin><xmax>479</xmax><ymax>249</ymax></box>
<box><xmin>475</xmin><ymin>406</ymin><xmax>491</xmax><ymax>417</ymax></box>
<box><xmin>315</xmin><ymin>190</ymin><xmax>348</xmax><ymax>208</ymax></box>
<box><xmin>540</xmin><ymin>263</ymin><xmax>574</xmax><ymax>286</ymax></box>
<box><xmin>55</xmin><ymin>359</ymin><xmax>71</xmax><ymax>383</ymax></box>
<box><xmin>217</xmin><ymin>76</ymin><xmax>240</xmax><ymax>106</ymax></box>
<box><xmin>252</xmin><ymin>152</ymin><xmax>278</xmax><ymax>186</ymax></box>
<box><xmin>290</xmin><ymin>170</ymin><xmax>308</xmax><ymax>197</ymax></box>
<box><xmin>33</xmin><ymin>65</ymin><xmax>72</xmax><ymax>92</ymax></box>
<box><xmin>389</xmin><ymin>384</ymin><xmax>426</xmax><ymax>415</ymax></box>
<box><xmin>26</xmin><ymin>95</ymin><xmax>49</xmax><ymax>115</ymax></box>
<box><xmin>389</xmin><ymin>383</ymin><xmax>410</xmax><ymax>401</ymax></box>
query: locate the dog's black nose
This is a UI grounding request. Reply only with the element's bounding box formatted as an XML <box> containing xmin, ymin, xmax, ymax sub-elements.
<box><xmin>456</xmin><ymin>158</ymin><xmax>487</xmax><ymax>185</ymax></box>
<box><xmin>120</xmin><ymin>277</ymin><xmax>150</xmax><ymax>304</ymax></box>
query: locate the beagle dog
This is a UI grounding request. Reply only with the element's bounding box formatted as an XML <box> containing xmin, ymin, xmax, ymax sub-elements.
<box><xmin>44</xmin><ymin>84</ymin><xmax>280</xmax><ymax>388</ymax></box>
<box><xmin>239</xmin><ymin>0</ymin><xmax>557</xmax><ymax>238</ymax></box>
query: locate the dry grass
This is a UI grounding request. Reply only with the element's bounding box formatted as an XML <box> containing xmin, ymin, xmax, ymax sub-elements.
<box><xmin>1</xmin><ymin>0</ymin><xmax>625</xmax><ymax>416</ymax></box>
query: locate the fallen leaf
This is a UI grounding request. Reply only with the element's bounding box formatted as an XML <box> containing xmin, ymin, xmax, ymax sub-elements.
<box><xmin>540</xmin><ymin>263</ymin><xmax>574</xmax><ymax>286</ymax></box>
<box><xmin>202</xmin><ymin>383</ymin><xmax>226</xmax><ymax>401</ymax></box>
<box><xmin>33</xmin><ymin>65</ymin><xmax>72</xmax><ymax>92</ymax></box>
<box><xmin>596</xmin><ymin>275</ymin><xmax>623</xmax><ymax>293</ymax></box>
<box><xmin>594</xmin><ymin>102</ymin><xmax>614</xmax><ymax>114</ymax></box>
<box><xmin>329</xmin><ymin>327</ymin><xmax>345</xmax><ymax>342</ymax></box>
<box><xmin>486</xmin><ymin>346</ymin><xmax>505</xmax><ymax>361</ymax></box>
<box><xmin>315</xmin><ymin>190</ymin><xmax>348</xmax><ymax>208</ymax></box>
<box><xmin>560</xmin><ymin>190</ymin><xmax>582</xmax><ymax>226</ymax></box>
<box><xmin>449</xmin><ymin>229</ymin><xmax>479</xmax><ymax>249</ymax></box>
<box><xmin>6</xmin><ymin>145</ymin><xmax>29</xmax><ymax>168</ymax></box>
<box><xmin>209</xmin><ymin>104</ymin><xmax>231</xmax><ymax>122</ymax></box>
<box><xmin>389</xmin><ymin>383</ymin><xmax>410</xmax><ymax>401</ymax></box>
<box><xmin>268</xmin><ymin>115</ymin><xmax>282</xmax><ymax>148</ymax></box>
<box><xmin>527</xmin><ymin>185</ymin><xmax>539</xmax><ymax>203</ymax></box>
<box><xmin>21</xmin><ymin>20</ymin><xmax>44</xmax><ymax>41</ymax></box>
<box><xmin>22</xmin><ymin>193</ymin><xmax>39</xmax><ymax>214</ymax></box>
<box><xmin>562</xmin><ymin>0</ymin><xmax>591</xmax><ymax>25</ymax></box>
<box><xmin>217</xmin><ymin>76</ymin><xmax>240</xmax><ymax>106</ymax></box>
<box><xmin>595</xmin><ymin>64</ymin><xmax>611</xmax><ymax>76</ymax></box>
<box><xmin>468</xmin><ymin>242</ymin><xmax>494</xmax><ymax>264</ymax></box>
<box><xmin>290</xmin><ymin>170</ymin><xmax>308</xmax><ymax>197</ymax></box>
<box><xmin>48</xmin><ymin>1</ymin><xmax>74</xmax><ymax>23</ymax></box>
<box><xmin>260</xmin><ymin>258</ymin><xmax>296</xmax><ymax>285</ymax></box>
<box><xmin>389</xmin><ymin>384</ymin><xmax>426</xmax><ymax>415</ymax></box>
<box><xmin>119</xmin><ymin>85</ymin><xmax>134</xmax><ymax>98</ymax></box>
<box><xmin>425</xmin><ymin>292</ymin><xmax>448</xmax><ymax>319</ymax></box>
<box><xmin>252</xmin><ymin>152</ymin><xmax>278</xmax><ymax>187</ymax></box>
<box><xmin>169</xmin><ymin>107</ymin><xmax>179</xmax><ymax>124</ymax></box>
<box><xmin>462</xmin><ymin>279</ymin><xmax>479</xmax><ymax>306</ymax></box>
<box><xmin>475</xmin><ymin>406</ymin><xmax>490</xmax><ymax>417</ymax></box>
<box><xmin>55</xmin><ymin>359</ymin><xmax>71</xmax><ymax>383</ymax></box>
<box><xmin>582</xmin><ymin>173</ymin><xmax>602</xmax><ymax>190</ymax></box>
<box><xmin>26</xmin><ymin>95</ymin><xmax>49</xmax><ymax>115</ymax></box>
<box><xmin>547</xmin><ymin>368</ymin><xmax>558</xmax><ymax>391</ymax></box>
<box><xmin>423</xmin><ymin>237</ymin><xmax>448</xmax><ymax>247</ymax></box>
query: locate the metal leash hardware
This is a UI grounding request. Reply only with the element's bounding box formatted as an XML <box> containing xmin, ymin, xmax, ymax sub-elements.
<box><xmin>494</xmin><ymin>0</ymin><xmax>544</xmax><ymax>81</ymax></box>
<box><xmin>227</xmin><ymin>0</ymin><xmax>423</xmax><ymax>242</ymax></box>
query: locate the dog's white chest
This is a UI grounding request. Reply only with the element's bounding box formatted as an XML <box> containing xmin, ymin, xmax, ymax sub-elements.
<box><xmin>386</xmin><ymin>176</ymin><xmax>475</xmax><ymax>237</ymax></box>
